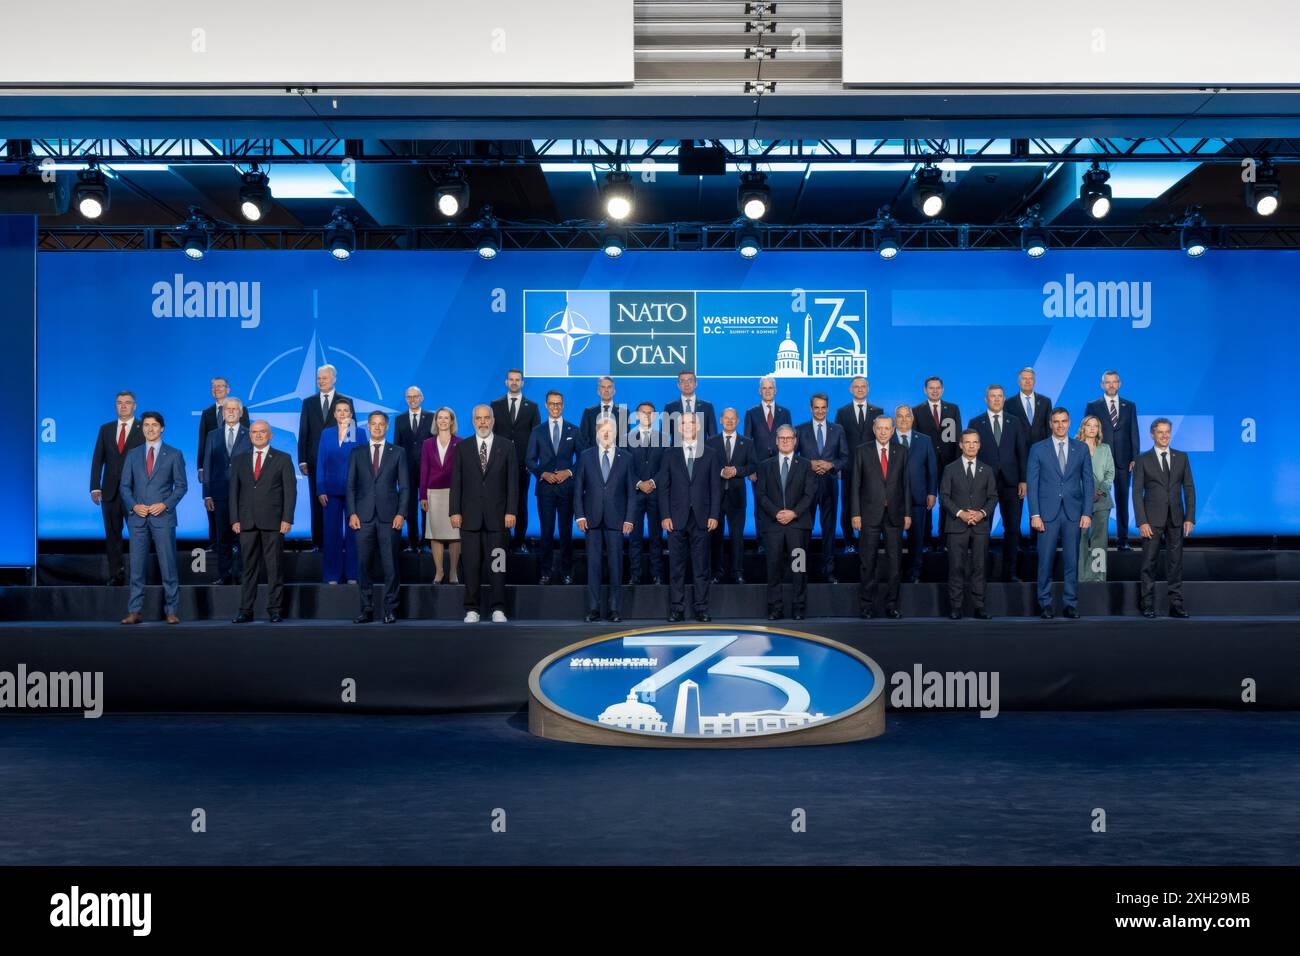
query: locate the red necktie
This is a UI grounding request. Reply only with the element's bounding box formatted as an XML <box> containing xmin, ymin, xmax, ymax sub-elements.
<box><xmin>117</xmin><ymin>422</ymin><xmax>126</xmax><ymax>454</ymax></box>
<box><xmin>880</xmin><ymin>446</ymin><xmax>888</xmax><ymax>480</ymax></box>
<box><xmin>372</xmin><ymin>444</ymin><xmax>381</xmax><ymax>476</ymax></box>
<box><xmin>254</xmin><ymin>450</ymin><xmax>263</xmax><ymax>480</ymax></box>
<box><xmin>146</xmin><ymin>446</ymin><xmax>155</xmax><ymax>478</ymax></box>
<box><xmin>766</xmin><ymin>407</ymin><xmax>773</xmax><ymax>430</ymax></box>
<box><xmin>932</xmin><ymin>404</ymin><xmax>941</xmax><ymax>428</ymax></box>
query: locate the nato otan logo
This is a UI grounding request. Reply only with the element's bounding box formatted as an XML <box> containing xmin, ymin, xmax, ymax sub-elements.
<box><xmin>529</xmin><ymin>625</ymin><xmax>885</xmax><ymax>746</ymax></box>
<box><xmin>1042</xmin><ymin>273</ymin><xmax>1151</xmax><ymax>328</ymax></box>
<box><xmin>152</xmin><ymin>273</ymin><xmax>261</xmax><ymax>328</ymax></box>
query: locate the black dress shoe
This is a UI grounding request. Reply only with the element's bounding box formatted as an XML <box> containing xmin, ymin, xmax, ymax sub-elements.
<box><xmin>734</xmin><ymin>573</ymin><xmax>746</xmax><ymax>584</ymax></box>
<box><xmin>948</xmin><ymin>611</ymin><xmax>962</xmax><ymax>620</ymax></box>
<box><xmin>667</xmin><ymin>610</ymin><xmax>684</xmax><ymax>622</ymax></box>
<box><xmin>606</xmin><ymin>612</ymin><xmax>622</xmax><ymax>623</ymax></box>
<box><xmin>713</xmin><ymin>574</ymin><xmax>726</xmax><ymax>585</ymax></box>
<box><xmin>585</xmin><ymin>610</ymin><xmax>601</xmax><ymax>623</ymax></box>
<box><xmin>1170</xmin><ymin>606</ymin><xmax>1190</xmax><ymax>619</ymax></box>
<box><xmin>1117</xmin><ymin>542</ymin><xmax>1132</xmax><ymax>552</ymax></box>
<box><xmin>886</xmin><ymin>609</ymin><xmax>902</xmax><ymax>619</ymax></box>
<box><xmin>268</xmin><ymin>612</ymin><xmax>283</xmax><ymax>623</ymax></box>
<box><xmin>792</xmin><ymin>610</ymin><xmax>805</xmax><ymax>620</ymax></box>
<box><xmin>354</xmin><ymin>612</ymin><xmax>374</xmax><ymax>624</ymax></box>
<box><xmin>844</xmin><ymin>544</ymin><xmax>857</xmax><ymax>555</ymax></box>
<box><xmin>1039</xmin><ymin>607</ymin><xmax>1054</xmax><ymax>619</ymax></box>
<box><xmin>538</xmin><ymin>575</ymin><xmax>551</xmax><ymax>586</ymax></box>
<box><xmin>383</xmin><ymin>612</ymin><xmax>397</xmax><ymax>624</ymax></box>
<box><xmin>768</xmin><ymin>610</ymin><xmax>783</xmax><ymax>621</ymax></box>
<box><xmin>562</xmin><ymin>575</ymin><xmax>574</xmax><ymax>586</ymax></box>
<box><xmin>974</xmin><ymin>608</ymin><xmax>992</xmax><ymax>620</ymax></box>
<box><xmin>695</xmin><ymin>612</ymin><xmax>711</xmax><ymax>623</ymax></box>
<box><xmin>232</xmin><ymin>612</ymin><xmax>253</xmax><ymax>624</ymax></box>
<box><xmin>1142</xmin><ymin>607</ymin><xmax>1157</xmax><ymax>619</ymax></box>
<box><xmin>1063</xmin><ymin>606</ymin><xmax>1079</xmax><ymax>619</ymax></box>
<box><xmin>651</xmin><ymin>575</ymin><xmax>662</xmax><ymax>585</ymax></box>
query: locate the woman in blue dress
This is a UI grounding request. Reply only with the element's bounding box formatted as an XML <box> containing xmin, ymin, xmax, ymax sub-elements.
<box><xmin>316</xmin><ymin>398</ymin><xmax>360</xmax><ymax>584</ymax></box>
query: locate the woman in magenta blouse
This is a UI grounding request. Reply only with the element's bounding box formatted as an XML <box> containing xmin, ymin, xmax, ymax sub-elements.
<box><xmin>419</xmin><ymin>407</ymin><xmax>462</xmax><ymax>584</ymax></box>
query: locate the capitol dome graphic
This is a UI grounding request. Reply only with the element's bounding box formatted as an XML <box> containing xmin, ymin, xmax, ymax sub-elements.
<box><xmin>769</xmin><ymin>314</ymin><xmax>868</xmax><ymax>378</ymax></box>
<box><xmin>598</xmin><ymin>693</ymin><xmax>667</xmax><ymax>733</ymax></box>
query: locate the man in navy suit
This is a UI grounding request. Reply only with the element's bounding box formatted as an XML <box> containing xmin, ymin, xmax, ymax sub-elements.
<box><xmin>575</xmin><ymin>419</ymin><xmax>636</xmax><ymax>622</ymax></box>
<box><xmin>1085</xmin><ymin>370</ymin><xmax>1139</xmax><ymax>551</ymax></box>
<box><xmin>202</xmin><ymin>397</ymin><xmax>252</xmax><ymax>585</ymax></box>
<box><xmin>890</xmin><ymin>405</ymin><xmax>939</xmax><ymax>583</ymax></box>
<box><xmin>834</xmin><ymin>376</ymin><xmax>884</xmax><ymax>553</ymax></box>
<box><xmin>706</xmin><ymin>407</ymin><xmax>757</xmax><ymax>584</ymax></box>
<box><xmin>795</xmin><ymin>393</ymin><xmax>850</xmax><ymax>582</ymax></box>
<box><xmin>742</xmin><ymin>376</ymin><xmax>790</xmax><ymax>543</ymax></box>
<box><xmin>663</xmin><ymin>371</ymin><xmax>718</xmax><ymax>445</ymax></box>
<box><xmin>657</xmin><ymin>412</ymin><xmax>721</xmax><ymax>622</ymax></box>
<box><xmin>757</xmin><ymin>426</ymin><xmax>818</xmax><ymax>620</ymax></box>
<box><xmin>968</xmin><ymin>385</ymin><xmax>1028</xmax><ymax>582</ymax></box>
<box><xmin>627</xmin><ymin>402</ymin><xmax>665</xmax><ymax>584</ymax></box>
<box><xmin>1005</xmin><ymin>366</ymin><xmax>1053</xmax><ymax>553</ymax></box>
<box><xmin>912</xmin><ymin>376</ymin><xmax>962</xmax><ymax>553</ymax></box>
<box><xmin>394</xmin><ymin>385</ymin><xmax>434</xmax><ymax>552</ymax></box>
<box><xmin>297</xmin><ymin>364</ymin><xmax>352</xmax><ymax>549</ymax></box>
<box><xmin>1027</xmin><ymin>408</ymin><xmax>1095</xmax><ymax>619</ymax></box>
<box><xmin>525</xmin><ymin>390</ymin><xmax>582</xmax><ymax>584</ymax></box>
<box><xmin>119</xmin><ymin>411</ymin><xmax>188</xmax><ymax>624</ymax></box>
<box><xmin>578</xmin><ymin>376</ymin><xmax>621</xmax><ymax>449</ymax></box>
<box><xmin>347</xmin><ymin>411</ymin><xmax>408</xmax><ymax>623</ymax></box>
<box><xmin>197</xmin><ymin>376</ymin><xmax>249</xmax><ymax>545</ymax></box>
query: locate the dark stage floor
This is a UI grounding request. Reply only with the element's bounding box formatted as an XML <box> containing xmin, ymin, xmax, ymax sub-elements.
<box><xmin>0</xmin><ymin>710</ymin><xmax>1295</xmax><ymax>866</ymax></box>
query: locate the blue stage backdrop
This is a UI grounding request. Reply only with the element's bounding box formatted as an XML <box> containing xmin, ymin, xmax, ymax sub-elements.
<box><xmin>35</xmin><ymin>249</ymin><xmax>1298</xmax><ymax>538</ymax></box>
<box><xmin>1</xmin><ymin>216</ymin><xmax>36</xmax><ymax>566</ymax></box>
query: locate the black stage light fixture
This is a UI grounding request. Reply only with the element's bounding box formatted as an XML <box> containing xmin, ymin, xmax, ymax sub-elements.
<box><xmin>912</xmin><ymin>164</ymin><xmax>945</xmax><ymax>218</ymax></box>
<box><xmin>325</xmin><ymin>208</ymin><xmax>355</xmax><ymax>260</ymax></box>
<box><xmin>238</xmin><ymin>167</ymin><xmax>271</xmax><ymax>222</ymax></box>
<box><xmin>435</xmin><ymin>167</ymin><xmax>470</xmax><ymax>218</ymax></box>
<box><xmin>874</xmin><ymin>209</ymin><xmax>900</xmax><ymax>259</ymax></box>
<box><xmin>738</xmin><ymin>170</ymin><xmax>771</xmax><ymax>220</ymax></box>
<box><xmin>1021</xmin><ymin>224</ymin><xmax>1049</xmax><ymax>259</ymax></box>
<box><xmin>176</xmin><ymin>208</ymin><xmax>211</xmax><ymax>261</ymax></box>
<box><xmin>473</xmin><ymin>208</ymin><xmax>501</xmax><ymax>260</ymax></box>
<box><xmin>1080</xmin><ymin>163</ymin><xmax>1112</xmax><ymax>219</ymax></box>
<box><xmin>736</xmin><ymin>226</ymin><xmax>761</xmax><ymax>259</ymax></box>
<box><xmin>1246</xmin><ymin>161</ymin><xmax>1280</xmax><ymax>216</ymax></box>
<box><xmin>602</xmin><ymin>227</ymin><xmax>627</xmax><ymax>259</ymax></box>
<box><xmin>601</xmin><ymin>171</ymin><xmax>634</xmax><ymax>221</ymax></box>
<box><xmin>1180</xmin><ymin>208</ymin><xmax>1210</xmax><ymax>258</ymax></box>
<box><xmin>74</xmin><ymin>164</ymin><xmax>109</xmax><ymax>219</ymax></box>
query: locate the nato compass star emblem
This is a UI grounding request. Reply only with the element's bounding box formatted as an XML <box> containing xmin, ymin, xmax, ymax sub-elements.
<box><xmin>541</xmin><ymin>307</ymin><xmax>594</xmax><ymax>363</ymax></box>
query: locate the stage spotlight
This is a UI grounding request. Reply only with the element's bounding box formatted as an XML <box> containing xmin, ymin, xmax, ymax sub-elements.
<box><xmin>738</xmin><ymin>171</ymin><xmax>770</xmax><ymax>220</ymax></box>
<box><xmin>1246</xmin><ymin>162</ymin><xmax>1280</xmax><ymax>216</ymax></box>
<box><xmin>435</xmin><ymin>168</ymin><xmax>470</xmax><ymax>218</ymax></box>
<box><xmin>1021</xmin><ymin>224</ymin><xmax>1048</xmax><ymax>258</ymax></box>
<box><xmin>1080</xmin><ymin>164</ymin><xmax>1112</xmax><ymax>219</ymax></box>
<box><xmin>737</xmin><ymin>227</ymin><xmax>761</xmax><ymax>259</ymax></box>
<box><xmin>477</xmin><ymin>231</ymin><xmax>500</xmax><ymax>260</ymax></box>
<box><xmin>1180</xmin><ymin>210</ymin><xmax>1209</xmax><ymax>258</ymax></box>
<box><xmin>602</xmin><ymin>228</ymin><xmax>626</xmax><ymax>259</ymax></box>
<box><xmin>325</xmin><ymin>209</ymin><xmax>355</xmax><ymax>260</ymax></box>
<box><xmin>601</xmin><ymin>171</ymin><xmax>634</xmax><ymax>221</ymax></box>
<box><xmin>73</xmin><ymin>166</ymin><xmax>109</xmax><ymax>219</ymax></box>
<box><xmin>238</xmin><ymin>168</ymin><xmax>271</xmax><ymax>222</ymax></box>
<box><xmin>874</xmin><ymin>217</ymin><xmax>899</xmax><ymax>259</ymax></box>
<box><xmin>912</xmin><ymin>165</ymin><xmax>945</xmax><ymax>218</ymax></box>
<box><xmin>175</xmin><ymin>209</ymin><xmax>210</xmax><ymax>260</ymax></box>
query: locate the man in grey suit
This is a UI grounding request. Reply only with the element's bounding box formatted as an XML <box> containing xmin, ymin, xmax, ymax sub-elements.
<box><xmin>1132</xmin><ymin>418</ymin><xmax>1196</xmax><ymax>618</ymax></box>
<box><xmin>119</xmin><ymin>411</ymin><xmax>188</xmax><ymax>624</ymax></box>
<box><xmin>940</xmin><ymin>430</ymin><xmax>999</xmax><ymax>619</ymax></box>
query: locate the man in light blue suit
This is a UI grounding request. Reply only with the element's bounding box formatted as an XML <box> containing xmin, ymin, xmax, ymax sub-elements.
<box><xmin>1027</xmin><ymin>407</ymin><xmax>1095</xmax><ymax>619</ymax></box>
<box><xmin>120</xmin><ymin>411</ymin><xmax>188</xmax><ymax>624</ymax></box>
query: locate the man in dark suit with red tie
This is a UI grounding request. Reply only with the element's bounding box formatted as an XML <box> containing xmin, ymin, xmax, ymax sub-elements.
<box><xmin>394</xmin><ymin>386</ymin><xmax>434</xmax><ymax>552</ymax></box>
<box><xmin>851</xmin><ymin>415</ymin><xmax>912</xmax><ymax>618</ymax></box>
<box><xmin>347</xmin><ymin>411</ymin><xmax>408</xmax><ymax>624</ymax></box>
<box><xmin>298</xmin><ymin>364</ymin><xmax>351</xmax><ymax>550</ymax></box>
<box><xmin>90</xmin><ymin>390</ymin><xmax>145</xmax><ymax>585</ymax></box>
<box><xmin>491</xmin><ymin>369</ymin><xmax>540</xmax><ymax>553</ymax></box>
<box><xmin>229</xmin><ymin>421</ymin><xmax>297</xmax><ymax>623</ymax></box>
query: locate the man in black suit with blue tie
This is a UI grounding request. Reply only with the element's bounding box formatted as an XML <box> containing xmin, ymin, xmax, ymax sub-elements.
<box><xmin>941</xmin><ymin>430</ymin><xmax>1000</xmax><ymax>619</ymax></box>
<box><xmin>968</xmin><ymin>385</ymin><xmax>1028</xmax><ymax>582</ymax></box>
<box><xmin>347</xmin><ymin>411</ymin><xmax>408</xmax><ymax>623</ymax></box>
<box><xmin>578</xmin><ymin>376</ymin><xmax>620</xmax><ymax>449</ymax></box>
<box><xmin>834</xmin><ymin>376</ymin><xmax>884</xmax><ymax>554</ymax></box>
<box><xmin>795</xmin><ymin>393</ymin><xmax>850</xmax><ymax>582</ymax></box>
<box><xmin>758</xmin><ymin>426</ymin><xmax>817</xmax><ymax>620</ymax></box>
<box><xmin>1005</xmin><ymin>366</ymin><xmax>1053</xmax><ymax>553</ymax></box>
<box><xmin>394</xmin><ymin>386</ymin><xmax>434</xmax><ymax>552</ymax></box>
<box><xmin>658</xmin><ymin>412</ymin><xmax>721</xmax><ymax>622</ymax></box>
<box><xmin>706</xmin><ymin>407</ymin><xmax>757</xmax><ymax>584</ymax></box>
<box><xmin>525</xmin><ymin>390</ymin><xmax>582</xmax><ymax>585</ymax></box>
<box><xmin>1085</xmin><ymin>370</ymin><xmax>1139</xmax><ymax>551</ymax></box>
<box><xmin>663</xmin><ymin>371</ymin><xmax>718</xmax><ymax>445</ymax></box>
<box><xmin>575</xmin><ymin>418</ymin><xmax>636</xmax><ymax>622</ymax></box>
<box><xmin>890</xmin><ymin>405</ymin><xmax>939</xmax><ymax>583</ymax></box>
<box><xmin>627</xmin><ymin>402</ymin><xmax>666</xmax><ymax>584</ymax></box>
<box><xmin>202</xmin><ymin>397</ymin><xmax>252</xmax><ymax>585</ymax></box>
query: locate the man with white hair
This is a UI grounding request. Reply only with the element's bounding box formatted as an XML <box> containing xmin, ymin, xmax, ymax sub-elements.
<box><xmin>394</xmin><ymin>385</ymin><xmax>433</xmax><ymax>552</ymax></box>
<box><xmin>201</xmin><ymin>397</ymin><xmax>251</xmax><ymax>584</ymax></box>
<box><xmin>298</xmin><ymin>364</ymin><xmax>352</xmax><ymax>549</ymax></box>
<box><xmin>450</xmin><ymin>404</ymin><xmax>518</xmax><ymax>623</ymax></box>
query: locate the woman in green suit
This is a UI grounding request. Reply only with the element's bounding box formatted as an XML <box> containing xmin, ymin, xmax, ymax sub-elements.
<box><xmin>1077</xmin><ymin>414</ymin><xmax>1116</xmax><ymax>582</ymax></box>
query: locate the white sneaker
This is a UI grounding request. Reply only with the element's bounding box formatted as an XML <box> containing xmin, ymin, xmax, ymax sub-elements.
<box><xmin>463</xmin><ymin>611</ymin><xmax>481</xmax><ymax>623</ymax></box>
<box><xmin>491</xmin><ymin>610</ymin><xmax>508</xmax><ymax>623</ymax></box>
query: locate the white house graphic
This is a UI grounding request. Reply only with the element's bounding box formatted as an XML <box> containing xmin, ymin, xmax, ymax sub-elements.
<box><xmin>600</xmin><ymin>680</ymin><xmax>826</xmax><ymax>737</ymax></box>
<box><xmin>769</xmin><ymin>313</ymin><xmax>867</xmax><ymax>378</ymax></box>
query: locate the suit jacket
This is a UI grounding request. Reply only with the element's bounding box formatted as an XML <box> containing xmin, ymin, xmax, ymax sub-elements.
<box><xmin>913</xmin><ymin>400</ymin><xmax>963</xmax><ymax>468</ymax></box>
<box><xmin>1085</xmin><ymin>396</ymin><xmax>1140</xmax><ymax>467</ymax></box>
<box><xmin>90</xmin><ymin>418</ymin><xmax>145</xmax><ymax>500</ymax></box>
<box><xmin>316</xmin><ymin>429</ymin><xmax>360</xmax><ymax>497</ymax></box>
<box><xmin>890</xmin><ymin>431</ymin><xmax>939</xmax><ymax>508</ymax></box>
<box><xmin>579</xmin><ymin>402</ymin><xmax>623</xmax><ymax>449</ymax></box>
<box><xmin>298</xmin><ymin>391</ymin><xmax>353</xmax><ymax>468</ymax></box>
<box><xmin>526</xmin><ymin>419</ymin><xmax>582</xmax><ymax>495</ymax></box>
<box><xmin>120</xmin><ymin>442</ymin><xmax>188</xmax><ymax>527</ymax></box>
<box><xmin>756</xmin><ymin>455</ymin><xmax>818</xmax><ymax>531</ymax></box>
<box><xmin>851</xmin><ymin>442</ymin><xmax>911</xmax><ymax>527</ymax></box>
<box><xmin>1006</xmin><ymin>391</ymin><xmax>1053</xmax><ymax>446</ymax></box>
<box><xmin>1132</xmin><ymin>447</ymin><xmax>1196</xmax><ymax>528</ymax></box>
<box><xmin>656</xmin><ymin>445</ymin><xmax>721</xmax><ymax>528</ymax></box>
<box><xmin>939</xmin><ymin>458</ymin><xmax>999</xmax><ymax>534</ymax></box>
<box><xmin>197</xmin><ymin>402</ymin><xmax>249</xmax><ymax>478</ymax></box>
<box><xmin>418</xmin><ymin>435</ymin><xmax>461</xmax><ymax>499</ymax></box>
<box><xmin>834</xmin><ymin>401</ymin><xmax>884</xmax><ymax>452</ymax></box>
<box><xmin>229</xmin><ymin>446</ymin><xmax>297</xmax><ymax>531</ymax></box>
<box><xmin>573</xmin><ymin>446</ymin><xmax>637</xmax><ymax>530</ymax></box>
<box><xmin>626</xmin><ymin>428</ymin><xmax>666</xmax><ymax>496</ymax></box>
<box><xmin>491</xmin><ymin>394</ymin><xmax>541</xmax><ymax>466</ymax></box>
<box><xmin>705</xmin><ymin>432</ymin><xmax>758</xmax><ymax>496</ymax></box>
<box><xmin>664</xmin><ymin>397</ymin><xmax>718</xmax><ymax>444</ymax></box>
<box><xmin>393</xmin><ymin>409</ymin><xmax>435</xmax><ymax>478</ymax></box>
<box><xmin>346</xmin><ymin>443</ymin><xmax>409</xmax><ymax>524</ymax></box>
<box><xmin>450</xmin><ymin>434</ymin><xmax>519</xmax><ymax>532</ymax></box>
<box><xmin>968</xmin><ymin>410</ymin><xmax>1028</xmax><ymax>488</ymax></box>
<box><xmin>202</xmin><ymin>424</ymin><xmax>253</xmax><ymax>501</ymax></box>
<box><xmin>794</xmin><ymin>420</ymin><xmax>850</xmax><ymax>481</ymax></box>
<box><xmin>1027</xmin><ymin>437</ymin><xmax>1095</xmax><ymax>524</ymax></box>
<box><xmin>743</xmin><ymin>403</ymin><xmax>792</xmax><ymax>462</ymax></box>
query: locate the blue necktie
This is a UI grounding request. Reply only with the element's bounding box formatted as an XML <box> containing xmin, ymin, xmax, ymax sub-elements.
<box><xmin>601</xmin><ymin>450</ymin><xmax>611</xmax><ymax>482</ymax></box>
<box><xmin>552</xmin><ymin>420</ymin><xmax>560</xmax><ymax>453</ymax></box>
<box><xmin>816</xmin><ymin>423</ymin><xmax>824</xmax><ymax>454</ymax></box>
<box><xmin>781</xmin><ymin>456</ymin><xmax>789</xmax><ymax>489</ymax></box>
